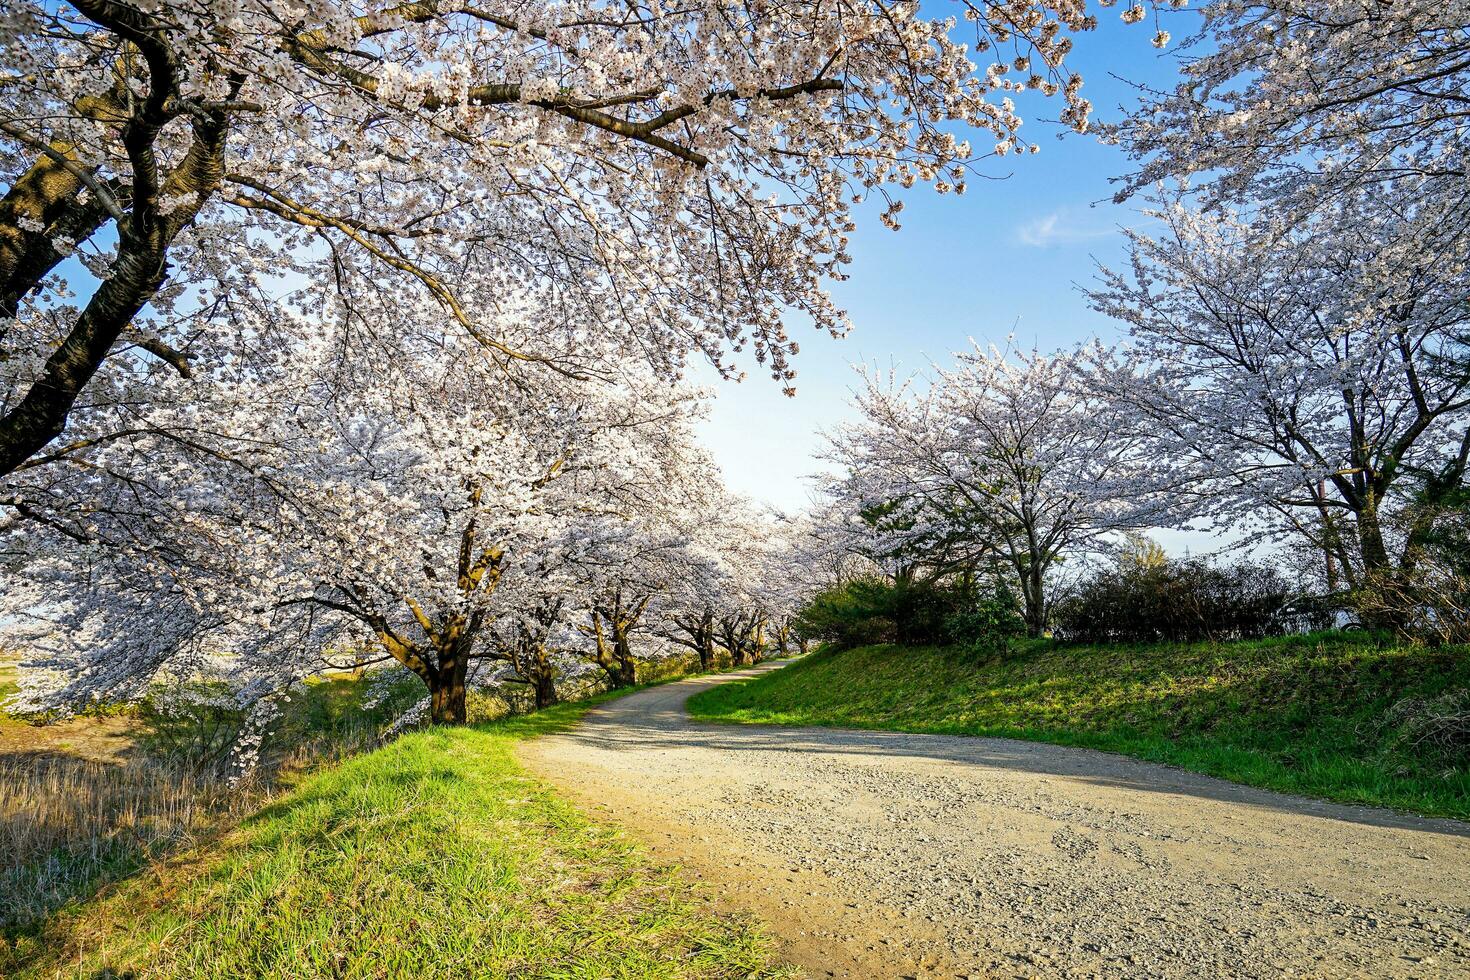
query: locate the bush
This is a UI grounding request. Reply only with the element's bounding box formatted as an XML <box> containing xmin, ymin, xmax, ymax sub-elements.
<box><xmin>1354</xmin><ymin>491</ymin><xmax>1470</xmax><ymax>643</ymax></box>
<box><xmin>883</xmin><ymin>577</ymin><xmax>964</xmax><ymax>645</ymax></box>
<box><xmin>793</xmin><ymin>579</ymin><xmax>896</xmax><ymax>649</ymax></box>
<box><xmin>1054</xmin><ymin>558</ymin><xmax>1300</xmax><ymax>644</ymax></box>
<box><xmin>137</xmin><ymin>681</ymin><xmax>248</xmax><ymax>774</ymax></box>
<box><xmin>942</xmin><ymin>586</ymin><xmax>1026</xmax><ymax>653</ymax></box>
<box><xmin>795</xmin><ymin>577</ymin><xmax>1023</xmax><ymax>650</ymax></box>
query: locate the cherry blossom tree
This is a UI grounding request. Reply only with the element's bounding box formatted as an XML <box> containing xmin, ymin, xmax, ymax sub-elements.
<box><xmin>1087</xmin><ymin>189</ymin><xmax>1470</xmax><ymax>597</ymax></box>
<box><xmin>486</xmin><ymin>591</ymin><xmax>574</xmax><ymax>711</ymax></box>
<box><xmin>644</xmin><ymin>495</ymin><xmax>781</xmax><ymax>669</ymax></box>
<box><xmin>1100</xmin><ymin>0</ymin><xmax>1470</xmax><ymax>623</ymax></box>
<box><xmin>652</xmin><ymin>541</ymin><xmax>727</xmax><ymax>671</ymax></box>
<box><xmin>750</xmin><ymin>521</ymin><xmax>813</xmax><ymax>657</ymax></box>
<box><xmin>823</xmin><ymin>345</ymin><xmax>1161</xmax><ymax>635</ymax></box>
<box><xmin>570</xmin><ymin>520</ymin><xmax>695</xmax><ymax>688</ymax></box>
<box><xmin>1111</xmin><ymin>0</ymin><xmax>1470</xmax><ymax>214</ymax></box>
<box><xmin>3</xmin><ymin>307</ymin><xmax>724</xmax><ymax>725</ymax></box>
<box><xmin>0</xmin><ymin>0</ymin><xmax>1139</xmax><ymax>481</ymax></box>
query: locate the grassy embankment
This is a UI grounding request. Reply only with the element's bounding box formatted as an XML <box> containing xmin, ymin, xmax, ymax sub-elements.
<box><xmin>5</xmin><ymin>684</ymin><xmax>792</xmax><ymax>979</ymax></box>
<box><xmin>689</xmin><ymin>633</ymin><xmax>1470</xmax><ymax>820</ymax></box>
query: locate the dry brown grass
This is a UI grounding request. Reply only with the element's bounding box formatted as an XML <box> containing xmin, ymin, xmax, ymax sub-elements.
<box><xmin>0</xmin><ymin>753</ymin><xmax>264</xmax><ymax>931</ymax></box>
<box><xmin>0</xmin><ymin>713</ymin><xmax>391</xmax><ymax>934</ymax></box>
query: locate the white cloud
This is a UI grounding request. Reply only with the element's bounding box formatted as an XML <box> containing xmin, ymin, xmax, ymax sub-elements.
<box><xmin>1015</xmin><ymin>208</ymin><xmax>1114</xmax><ymax>247</ymax></box>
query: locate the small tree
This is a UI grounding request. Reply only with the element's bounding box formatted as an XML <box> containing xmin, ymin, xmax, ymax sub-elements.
<box><xmin>824</xmin><ymin>346</ymin><xmax>1163</xmax><ymax>636</ymax></box>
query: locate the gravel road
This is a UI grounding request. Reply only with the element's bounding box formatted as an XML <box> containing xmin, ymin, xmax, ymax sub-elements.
<box><xmin>518</xmin><ymin>662</ymin><xmax>1470</xmax><ymax>979</ymax></box>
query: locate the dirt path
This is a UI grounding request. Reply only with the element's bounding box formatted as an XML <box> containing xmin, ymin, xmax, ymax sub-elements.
<box><xmin>518</xmin><ymin>663</ymin><xmax>1470</xmax><ymax>980</ymax></box>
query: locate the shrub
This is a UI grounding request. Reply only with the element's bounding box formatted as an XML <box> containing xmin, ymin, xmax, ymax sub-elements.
<box><xmin>795</xmin><ymin>577</ymin><xmax>962</xmax><ymax>648</ymax></box>
<box><xmin>137</xmin><ymin>681</ymin><xmax>248</xmax><ymax>775</ymax></box>
<box><xmin>1354</xmin><ymin>492</ymin><xmax>1470</xmax><ymax>643</ymax></box>
<box><xmin>884</xmin><ymin>577</ymin><xmax>964</xmax><ymax>645</ymax></box>
<box><xmin>1054</xmin><ymin>558</ymin><xmax>1300</xmax><ymax>643</ymax></box>
<box><xmin>942</xmin><ymin>586</ymin><xmax>1026</xmax><ymax>653</ymax></box>
<box><xmin>793</xmin><ymin>579</ymin><xmax>896</xmax><ymax>649</ymax></box>
<box><xmin>795</xmin><ymin>577</ymin><xmax>1024</xmax><ymax>650</ymax></box>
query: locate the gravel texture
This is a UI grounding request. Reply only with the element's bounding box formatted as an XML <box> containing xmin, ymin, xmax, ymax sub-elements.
<box><xmin>518</xmin><ymin>662</ymin><xmax>1470</xmax><ymax>979</ymax></box>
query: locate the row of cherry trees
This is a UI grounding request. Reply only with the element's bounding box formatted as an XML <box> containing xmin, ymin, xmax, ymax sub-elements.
<box><xmin>0</xmin><ymin>0</ymin><xmax>1148</xmax><ymax>734</ymax></box>
<box><xmin>815</xmin><ymin>0</ymin><xmax>1470</xmax><ymax>633</ymax></box>
<box><xmin>4</xmin><ymin>309</ymin><xmax>811</xmax><ymax>732</ymax></box>
<box><xmin>3</xmin><ymin>0</ymin><xmax>1464</xmax><ymax>730</ymax></box>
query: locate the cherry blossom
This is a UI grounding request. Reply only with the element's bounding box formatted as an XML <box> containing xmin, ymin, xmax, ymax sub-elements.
<box><xmin>1111</xmin><ymin>0</ymin><xmax>1469</xmax><ymax>216</ymax></box>
<box><xmin>1087</xmin><ymin>189</ymin><xmax>1470</xmax><ymax>591</ymax></box>
<box><xmin>0</xmin><ymin>0</ymin><xmax>1143</xmax><ymax>479</ymax></box>
<box><xmin>821</xmin><ymin>345</ymin><xmax>1164</xmax><ymax>635</ymax></box>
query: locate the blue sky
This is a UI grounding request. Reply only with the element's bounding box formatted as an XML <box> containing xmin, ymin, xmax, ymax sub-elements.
<box><xmin>699</xmin><ymin>9</ymin><xmax>1194</xmax><ymax>513</ymax></box>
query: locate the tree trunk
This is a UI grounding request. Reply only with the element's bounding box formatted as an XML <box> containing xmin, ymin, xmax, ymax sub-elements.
<box><xmin>698</xmin><ymin>610</ymin><xmax>715</xmax><ymax>671</ymax></box>
<box><xmin>597</xmin><ymin>636</ymin><xmax>637</xmax><ymax>689</ymax></box>
<box><xmin>723</xmin><ymin>623</ymin><xmax>748</xmax><ymax>666</ymax></box>
<box><xmin>612</xmin><ymin>626</ymin><xmax>638</xmax><ymax>687</ymax></box>
<box><xmin>0</xmin><ymin>59</ymin><xmax>231</xmax><ymax>476</ymax></box>
<box><xmin>1021</xmin><ymin>563</ymin><xmax>1046</xmax><ymax>638</ymax></box>
<box><xmin>428</xmin><ymin>658</ymin><xmax>469</xmax><ymax>724</ymax></box>
<box><xmin>533</xmin><ymin>669</ymin><xmax>557</xmax><ymax>710</ymax></box>
<box><xmin>1355</xmin><ymin>501</ymin><xmax>1414</xmax><ymax>629</ymax></box>
<box><xmin>1356</xmin><ymin>503</ymin><xmax>1392</xmax><ymax>573</ymax></box>
<box><xmin>1316</xmin><ymin>479</ymin><xmax>1344</xmax><ymax>592</ymax></box>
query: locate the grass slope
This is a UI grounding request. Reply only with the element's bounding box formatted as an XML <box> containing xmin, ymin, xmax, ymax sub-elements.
<box><xmin>689</xmin><ymin>634</ymin><xmax>1470</xmax><ymax>820</ymax></box>
<box><xmin>6</xmin><ymin>694</ymin><xmax>792</xmax><ymax>980</ymax></box>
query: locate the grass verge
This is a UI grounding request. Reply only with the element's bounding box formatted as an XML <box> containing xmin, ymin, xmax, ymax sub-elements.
<box><xmin>688</xmin><ymin>633</ymin><xmax>1470</xmax><ymax>820</ymax></box>
<box><xmin>5</xmin><ymin>691</ymin><xmax>793</xmax><ymax>979</ymax></box>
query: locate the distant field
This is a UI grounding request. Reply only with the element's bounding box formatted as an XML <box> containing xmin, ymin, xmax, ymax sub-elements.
<box><xmin>0</xmin><ymin>655</ymin><xmax>18</xmax><ymax>714</ymax></box>
<box><xmin>1</xmin><ymin>656</ymin><xmax>141</xmax><ymax>765</ymax></box>
<box><xmin>689</xmin><ymin>633</ymin><xmax>1470</xmax><ymax>820</ymax></box>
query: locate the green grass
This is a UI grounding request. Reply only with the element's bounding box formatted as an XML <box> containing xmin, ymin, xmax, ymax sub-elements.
<box><xmin>689</xmin><ymin>633</ymin><xmax>1470</xmax><ymax>820</ymax></box>
<box><xmin>5</xmin><ymin>692</ymin><xmax>792</xmax><ymax>980</ymax></box>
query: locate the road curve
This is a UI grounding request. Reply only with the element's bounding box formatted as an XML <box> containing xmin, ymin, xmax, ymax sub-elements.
<box><xmin>517</xmin><ymin>662</ymin><xmax>1470</xmax><ymax>979</ymax></box>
